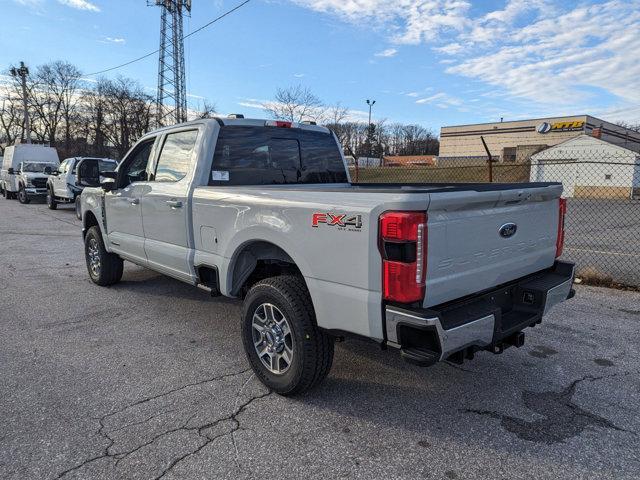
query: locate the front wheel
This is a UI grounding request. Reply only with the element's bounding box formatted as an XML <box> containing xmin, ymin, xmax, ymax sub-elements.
<box><xmin>84</xmin><ymin>226</ymin><xmax>123</xmax><ymax>286</ymax></box>
<box><xmin>241</xmin><ymin>276</ymin><xmax>334</xmax><ymax>395</ymax></box>
<box><xmin>46</xmin><ymin>189</ymin><xmax>57</xmax><ymax>210</ymax></box>
<box><xmin>18</xmin><ymin>185</ymin><xmax>30</xmax><ymax>204</ymax></box>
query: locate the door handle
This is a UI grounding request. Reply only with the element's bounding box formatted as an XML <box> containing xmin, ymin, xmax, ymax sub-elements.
<box><xmin>166</xmin><ymin>200</ymin><xmax>182</xmax><ymax>209</ymax></box>
<box><xmin>130</xmin><ymin>198</ymin><xmax>139</xmax><ymax>205</ymax></box>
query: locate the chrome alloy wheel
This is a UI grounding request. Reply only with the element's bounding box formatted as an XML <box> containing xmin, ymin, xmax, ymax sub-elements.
<box><xmin>87</xmin><ymin>238</ymin><xmax>101</xmax><ymax>277</ymax></box>
<box><xmin>252</xmin><ymin>303</ymin><xmax>294</xmax><ymax>375</ymax></box>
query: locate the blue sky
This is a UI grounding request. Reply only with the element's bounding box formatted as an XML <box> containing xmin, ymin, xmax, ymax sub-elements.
<box><xmin>2</xmin><ymin>0</ymin><xmax>640</xmax><ymax>131</ymax></box>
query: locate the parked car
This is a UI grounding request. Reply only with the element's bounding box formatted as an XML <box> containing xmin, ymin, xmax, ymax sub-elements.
<box><xmin>1</xmin><ymin>144</ymin><xmax>59</xmax><ymax>201</ymax></box>
<box><xmin>78</xmin><ymin>117</ymin><xmax>575</xmax><ymax>395</ymax></box>
<box><xmin>46</xmin><ymin>157</ymin><xmax>118</xmax><ymax>217</ymax></box>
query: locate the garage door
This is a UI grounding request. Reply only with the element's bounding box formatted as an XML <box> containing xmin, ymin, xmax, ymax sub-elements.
<box><xmin>534</xmin><ymin>159</ymin><xmax>577</xmax><ymax>197</ymax></box>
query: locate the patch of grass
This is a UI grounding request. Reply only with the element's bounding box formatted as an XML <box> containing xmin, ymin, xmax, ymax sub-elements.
<box><xmin>350</xmin><ymin>164</ymin><xmax>531</xmax><ymax>184</ymax></box>
<box><xmin>576</xmin><ymin>266</ymin><xmax>640</xmax><ymax>292</ymax></box>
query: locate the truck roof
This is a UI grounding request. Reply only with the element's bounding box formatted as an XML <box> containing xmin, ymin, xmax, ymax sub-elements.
<box><xmin>145</xmin><ymin>117</ymin><xmax>331</xmax><ymax>137</ymax></box>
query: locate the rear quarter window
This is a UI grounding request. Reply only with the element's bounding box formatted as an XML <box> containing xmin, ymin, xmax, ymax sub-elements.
<box><xmin>210</xmin><ymin>126</ymin><xmax>347</xmax><ymax>185</ymax></box>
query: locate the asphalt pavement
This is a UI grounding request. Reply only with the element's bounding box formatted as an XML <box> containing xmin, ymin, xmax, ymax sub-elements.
<box><xmin>1</xmin><ymin>197</ymin><xmax>639</xmax><ymax>480</ymax></box>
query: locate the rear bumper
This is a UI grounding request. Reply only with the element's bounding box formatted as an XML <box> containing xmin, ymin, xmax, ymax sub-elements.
<box><xmin>385</xmin><ymin>261</ymin><xmax>575</xmax><ymax>365</ymax></box>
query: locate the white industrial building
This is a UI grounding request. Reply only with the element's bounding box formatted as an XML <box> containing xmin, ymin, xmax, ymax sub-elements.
<box><xmin>530</xmin><ymin>135</ymin><xmax>640</xmax><ymax>199</ymax></box>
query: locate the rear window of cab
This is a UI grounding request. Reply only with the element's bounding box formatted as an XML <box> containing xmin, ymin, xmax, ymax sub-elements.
<box><xmin>209</xmin><ymin>126</ymin><xmax>347</xmax><ymax>185</ymax></box>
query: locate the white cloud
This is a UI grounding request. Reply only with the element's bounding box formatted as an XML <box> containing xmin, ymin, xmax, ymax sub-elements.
<box><xmin>102</xmin><ymin>36</ymin><xmax>125</xmax><ymax>44</ymax></box>
<box><xmin>293</xmin><ymin>73</ymin><xmax>306</xmax><ymax>78</ymax></box>
<box><xmin>447</xmin><ymin>1</ymin><xmax>640</xmax><ymax>105</ymax></box>
<box><xmin>434</xmin><ymin>42</ymin><xmax>464</xmax><ymax>55</ymax></box>
<box><xmin>291</xmin><ymin>0</ymin><xmax>640</xmax><ymax>115</ymax></box>
<box><xmin>416</xmin><ymin>92</ymin><xmax>463</xmax><ymax>108</ymax></box>
<box><xmin>375</xmin><ymin>48</ymin><xmax>398</xmax><ymax>58</ymax></box>
<box><xmin>58</xmin><ymin>0</ymin><xmax>100</xmax><ymax>12</ymax></box>
<box><xmin>291</xmin><ymin>0</ymin><xmax>470</xmax><ymax>45</ymax></box>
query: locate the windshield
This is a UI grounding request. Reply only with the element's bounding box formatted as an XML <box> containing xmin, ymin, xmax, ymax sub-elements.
<box><xmin>210</xmin><ymin>126</ymin><xmax>347</xmax><ymax>185</ymax></box>
<box><xmin>22</xmin><ymin>162</ymin><xmax>56</xmax><ymax>173</ymax></box>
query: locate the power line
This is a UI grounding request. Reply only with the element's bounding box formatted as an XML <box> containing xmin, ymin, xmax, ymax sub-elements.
<box><xmin>83</xmin><ymin>0</ymin><xmax>252</xmax><ymax>77</ymax></box>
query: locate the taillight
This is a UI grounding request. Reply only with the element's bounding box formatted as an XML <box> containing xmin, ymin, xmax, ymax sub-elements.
<box><xmin>556</xmin><ymin>198</ymin><xmax>567</xmax><ymax>258</ymax></box>
<box><xmin>379</xmin><ymin>211</ymin><xmax>427</xmax><ymax>303</ymax></box>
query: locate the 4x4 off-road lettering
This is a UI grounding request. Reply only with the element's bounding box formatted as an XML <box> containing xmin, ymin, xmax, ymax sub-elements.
<box><xmin>312</xmin><ymin>212</ymin><xmax>363</xmax><ymax>229</ymax></box>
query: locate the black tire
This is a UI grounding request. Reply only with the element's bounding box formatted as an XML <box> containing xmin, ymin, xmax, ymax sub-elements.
<box><xmin>46</xmin><ymin>188</ymin><xmax>57</xmax><ymax>210</ymax></box>
<box><xmin>18</xmin><ymin>185</ymin><xmax>30</xmax><ymax>204</ymax></box>
<box><xmin>84</xmin><ymin>226</ymin><xmax>123</xmax><ymax>286</ymax></box>
<box><xmin>75</xmin><ymin>197</ymin><xmax>82</xmax><ymax>220</ymax></box>
<box><xmin>242</xmin><ymin>275</ymin><xmax>334</xmax><ymax>395</ymax></box>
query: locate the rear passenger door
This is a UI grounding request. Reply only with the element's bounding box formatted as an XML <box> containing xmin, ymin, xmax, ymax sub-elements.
<box><xmin>141</xmin><ymin>128</ymin><xmax>199</xmax><ymax>282</ymax></box>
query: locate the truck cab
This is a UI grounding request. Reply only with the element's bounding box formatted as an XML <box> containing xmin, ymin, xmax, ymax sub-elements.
<box><xmin>1</xmin><ymin>144</ymin><xmax>59</xmax><ymax>202</ymax></box>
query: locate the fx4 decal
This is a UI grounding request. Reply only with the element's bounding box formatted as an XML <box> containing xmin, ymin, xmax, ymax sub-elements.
<box><xmin>312</xmin><ymin>212</ymin><xmax>363</xmax><ymax>230</ymax></box>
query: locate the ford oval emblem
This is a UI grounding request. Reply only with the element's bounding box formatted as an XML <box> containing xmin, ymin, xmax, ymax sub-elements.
<box><xmin>499</xmin><ymin>223</ymin><xmax>517</xmax><ymax>238</ymax></box>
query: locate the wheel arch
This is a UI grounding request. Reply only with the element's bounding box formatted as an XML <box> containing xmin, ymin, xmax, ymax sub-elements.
<box><xmin>228</xmin><ymin>240</ymin><xmax>306</xmax><ymax>297</ymax></box>
<box><xmin>83</xmin><ymin>210</ymin><xmax>100</xmax><ymax>239</ymax></box>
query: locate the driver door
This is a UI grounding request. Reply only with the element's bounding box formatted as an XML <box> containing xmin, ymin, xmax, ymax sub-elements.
<box><xmin>53</xmin><ymin>159</ymin><xmax>69</xmax><ymax>197</ymax></box>
<box><xmin>104</xmin><ymin>138</ymin><xmax>157</xmax><ymax>265</ymax></box>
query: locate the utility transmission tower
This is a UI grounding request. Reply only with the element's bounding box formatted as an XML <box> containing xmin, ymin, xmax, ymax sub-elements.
<box><xmin>150</xmin><ymin>0</ymin><xmax>191</xmax><ymax>126</ymax></box>
<box><xmin>10</xmin><ymin>62</ymin><xmax>31</xmax><ymax>144</ymax></box>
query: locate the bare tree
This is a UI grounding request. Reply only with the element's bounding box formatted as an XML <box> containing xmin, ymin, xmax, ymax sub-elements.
<box><xmin>263</xmin><ymin>85</ymin><xmax>324</xmax><ymax>123</ymax></box>
<box><xmin>616</xmin><ymin>121</ymin><xmax>640</xmax><ymax>133</ymax></box>
<box><xmin>193</xmin><ymin>99</ymin><xmax>217</xmax><ymax>119</ymax></box>
<box><xmin>0</xmin><ymin>98</ymin><xmax>24</xmax><ymax>149</ymax></box>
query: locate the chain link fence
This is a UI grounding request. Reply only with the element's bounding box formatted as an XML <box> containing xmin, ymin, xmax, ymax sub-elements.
<box><xmin>349</xmin><ymin>142</ymin><xmax>640</xmax><ymax>287</ymax></box>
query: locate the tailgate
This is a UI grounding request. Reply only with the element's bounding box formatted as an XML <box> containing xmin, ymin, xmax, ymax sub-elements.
<box><xmin>424</xmin><ymin>185</ymin><xmax>562</xmax><ymax>307</ymax></box>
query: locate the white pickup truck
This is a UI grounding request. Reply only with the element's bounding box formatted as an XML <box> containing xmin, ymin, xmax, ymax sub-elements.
<box><xmin>78</xmin><ymin>117</ymin><xmax>575</xmax><ymax>395</ymax></box>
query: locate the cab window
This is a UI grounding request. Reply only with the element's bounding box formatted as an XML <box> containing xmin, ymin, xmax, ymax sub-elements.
<box><xmin>153</xmin><ymin>130</ymin><xmax>198</xmax><ymax>183</ymax></box>
<box><xmin>118</xmin><ymin>139</ymin><xmax>156</xmax><ymax>187</ymax></box>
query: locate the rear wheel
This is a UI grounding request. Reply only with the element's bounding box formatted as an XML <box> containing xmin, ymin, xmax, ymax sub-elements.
<box><xmin>84</xmin><ymin>226</ymin><xmax>123</xmax><ymax>286</ymax></box>
<box><xmin>241</xmin><ymin>276</ymin><xmax>334</xmax><ymax>395</ymax></box>
<box><xmin>46</xmin><ymin>188</ymin><xmax>57</xmax><ymax>210</ymax></box>
<box><xmin>18</xmin><ymin>185</ymin><xmax>30</xmax><ymax>204</ymax></box>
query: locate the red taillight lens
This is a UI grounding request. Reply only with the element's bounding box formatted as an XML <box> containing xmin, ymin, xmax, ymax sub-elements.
<box><xmin>556</xmin><ymin>198</ymin><xmax>567</xmax><ymax>258</ymax></box>
<box><xmin>383</xmin><ymin>261</ymin><xmax>424</xmax><ymax>303</ymax></box>
<box><xmin>380</xmin><ymin>211</ymin><xmax>424</xmax><ymax>241</ymax></box>
<box><xmin>380</xmin><ymin>211</ymin><xmax>427</xmax><ymax>303</ymax></box>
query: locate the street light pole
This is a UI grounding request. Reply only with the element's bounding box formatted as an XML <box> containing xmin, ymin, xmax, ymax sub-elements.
<box><xmin>10</xmin><ymin>62</ymin><xmax>31</xmax><ymax>144</ymax></box>
<box><xmin>366</xmin><ymin>99</ymin><xmax>376</xmax><ymax>159</ymax></box>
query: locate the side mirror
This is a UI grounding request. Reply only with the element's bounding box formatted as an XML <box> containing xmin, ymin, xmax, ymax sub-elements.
<box><xmin>101</xmin><ymin>171</ymin><xmax>118</xmax><ymax>179</ymax></box>
<box><xmin>76</xmin><ymin>158</ymin><xmax>101</xmax><ymax>188</ymax></box>
<box><xmin>100</xmin><ymin>178</ymin><xmax>116</xmax><ymax>192</ymax></box>
<box><xmin>7</xmin><ymin>168</ymin><xmax>14</xmax><ymax>175</ymax></box>
<box><xmin>44</xmin><ymin>166</ymin><xmax>52</xmax><ymax>175</ymax></box>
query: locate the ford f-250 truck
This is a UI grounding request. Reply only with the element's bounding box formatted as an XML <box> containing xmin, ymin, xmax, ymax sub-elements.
<box><xmin>77</xmin><ymin>117</ymin><xmax>575</xmax><ymax>395</ymax></box>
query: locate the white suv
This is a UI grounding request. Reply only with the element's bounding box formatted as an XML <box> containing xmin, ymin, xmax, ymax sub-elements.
<box><xmin>47</xmin><ymin>157</ymin><xmax>118</xmax><ymax>217</ymax></box>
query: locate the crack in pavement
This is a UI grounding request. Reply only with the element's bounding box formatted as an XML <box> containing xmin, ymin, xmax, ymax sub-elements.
<box><xmin>462</xmin><ymin>372</ymin><xmax>638</xmax><ymax>444</ymax></box>
<box><xmin>53</xmin><ymin>367</ymin><xmax>269</xmax><ymax>479</ymax></box>
<box><xmin>155</xmin><ymin>389</ymin><xmax>273</xmax><ymax>479</ymax></box>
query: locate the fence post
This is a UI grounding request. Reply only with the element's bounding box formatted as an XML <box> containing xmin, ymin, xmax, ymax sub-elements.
<box><xmin>481</xmin><ymin>135</ymin><xmax>493</xmax><ymax>183</ymax></box>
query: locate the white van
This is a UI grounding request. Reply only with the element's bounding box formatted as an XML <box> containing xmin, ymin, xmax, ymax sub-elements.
<box><xmin>1</xmin><ymin>144</ymin><xmax>59</xmax><ymax>202</ymax></box>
